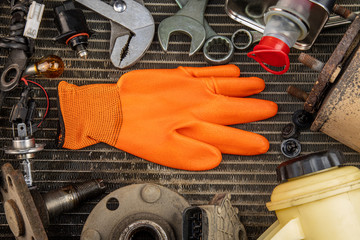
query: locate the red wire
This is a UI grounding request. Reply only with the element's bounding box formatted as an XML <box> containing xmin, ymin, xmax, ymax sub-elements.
<box><xmin>21</xmin><ymin>78</ymin><xmax>49</xmax><ymax>127</ymax></box>
<box><xmin>21</xmin><ymin>78</ymin><xmax>28</xmax><ymax>85</ymax></box>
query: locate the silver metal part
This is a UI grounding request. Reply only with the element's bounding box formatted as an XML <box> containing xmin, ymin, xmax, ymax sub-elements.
<box><xmin>225</xmin><ymin>0</ymin><xmax>353</xmax><ymax>50</ymax></box>
<box><xmin>81</xmin><ymin>184</ymin><xmax>190</xmax><ymax>240</ymax></box>
<box><xmin>176</xmin><ymin>0</ymin><xmax>234</xmax><ymax>64</ymax></box>
<box><xmin>76</xmin><ymin>45</ymin><xmax>89</xmax><ymax>59</ymax></box>
<box><xmin>42</xmin><ymin>179</ymin><xmax>106</xmax><ymax>219</ymax></box>
<box><xmin>4</xmin><ymin>123</ymin><xmax>45</xmax><ymax>187</ymax></box>
<box><xmin>21</xmin><ymin>159</ymin><xmax>33</xmax><ymax>187</ymax></box>
<box><xmin>231</xmin><ymin>29</ymin><xmax>263</xmax><ymax>50</ymax></box>
<box><xmin>158</xmin><ymin>0</ymin><xmax>208</xmax><ymax>56</ymax></box>
<box><xmin>23</xmin><ymin>64</ymin><xmax>37</xmax><ymax>77</ymax></box>
<box><xmin>119</xmin><ymin>220</ymin><xmax>169</xmax><ymax>240</ymax></box>
<box><xmin>113</xmin><ymin>0</ymin><xmax>126</xmax><ymax>13</ymax></box>
<box><xmin>325</xmin><ymin>11</ymin><xmax>360</xmax><ymax>28</ymax></box>
<box><xmin>5</xmin><ymin>138</ymin><xmax>44</xmax><ymax>157</ymax></box>
<box><xmin>0</xmin><ymin>163</ymin><xmax>106</xmax><ymax>240</ymax></box>
<box><xmin>75</xmin><ymin>0</ymin><xmax>154</xmax><ymax>69</ymax></box>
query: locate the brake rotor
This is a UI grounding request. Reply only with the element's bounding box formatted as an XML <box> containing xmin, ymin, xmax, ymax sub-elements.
<box><xmin>80</xmin><ymin>184</ymin><xmax>190</xmax><ymax>240</ymax></box>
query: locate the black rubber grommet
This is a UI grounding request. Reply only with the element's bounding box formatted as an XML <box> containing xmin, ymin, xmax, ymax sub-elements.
<box><xmin>292</xmin><ymin>109</ymin><xmax>314</xmax><ymax>130</ymax></box>
<box><xmin>281</xmin><ymin>122</ymin><xmax>300</xmax><ymax>139</ymax></box>
<box><xmin>281</xmin><ymin>138</ymin><xmax>301</xmax><ymax>158</ymax></box>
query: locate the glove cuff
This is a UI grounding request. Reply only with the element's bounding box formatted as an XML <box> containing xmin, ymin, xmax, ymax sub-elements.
<box><xmin>57</xmin><ymin>81</ymin><xmax>122</xmax><ymax>149</ymax></box>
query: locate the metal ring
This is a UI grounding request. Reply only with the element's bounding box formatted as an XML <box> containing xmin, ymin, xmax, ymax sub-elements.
<box><xmin>203</xmin><ymin>35</ymin><xmax>234</xmax><ymax>65</ymax></box>
<box><xmin>0</xmin><ymin>64</ymin><xmax>21</xmax><ymax>92</ymax></box>
<box><xmin>231</xmin><ymin>29</ymin><xmax>253</xmax><ymax>50</ymax></box>
<box><xmin>119</xmin><ymin>220</ymin><xmax>169</xmax><ymax>240</ymax></box>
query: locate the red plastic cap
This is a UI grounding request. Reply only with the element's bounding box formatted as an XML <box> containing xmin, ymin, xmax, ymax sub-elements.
<box><xmin>248</xmin><ymin>36</ymin><xmax>291</xmax><ymax>75</ymax></box>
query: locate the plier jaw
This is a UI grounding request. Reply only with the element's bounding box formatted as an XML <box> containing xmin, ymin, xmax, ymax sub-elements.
<box><xmin>75</xmin><ymin>0</ymin><xmax>155</xmax><ymax>69</ymax></box>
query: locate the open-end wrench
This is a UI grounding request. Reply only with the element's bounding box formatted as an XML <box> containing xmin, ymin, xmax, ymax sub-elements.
<box><xmin>158</xmin><ymin>0</ymin><xmax>208</xmax><ymax>56</ymax></box>
<box><xmin>75</xmin><ymin>0</ymin><xmax>154</xmax><ymax>69</ymax></box>
<box><xmin>175</xmin><ymin>0</ymin><xmax>234</xmax><ymax>65</ymax></box>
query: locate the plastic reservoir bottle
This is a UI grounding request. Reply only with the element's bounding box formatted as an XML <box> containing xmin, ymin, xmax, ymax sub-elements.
<box><xmin>258</xmin><ymin>150</ymin><xmax>360</xmax><ymax>240</ymax></box>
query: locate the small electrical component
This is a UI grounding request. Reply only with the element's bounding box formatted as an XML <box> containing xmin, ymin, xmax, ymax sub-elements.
<box><xmin>4</xmin><ymin>79</ymin><xmax>49</xmax><ymax>186</ymax></box>
<box><xmin>23</xmin><ymin>1</ymin><xmax>45</xmax><ymax>39</ymax></box>
<box><xmin>23</xmin><ymin>55</ymin><xmax>64</xmax><ymax>78</ymax></box>
<box><xmin>53</xmin><ymin>1</ymin><xmax>93</xmax><ymax>59</ymax></box>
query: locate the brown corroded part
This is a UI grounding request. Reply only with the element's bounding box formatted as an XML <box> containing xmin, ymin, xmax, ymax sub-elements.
<box><xmin>4</xmin><ymin>200</ymin><xmax>25</xmax><ymax>237</ymax></box>
<box><xmin>311</xmin><ymin>44</ymin><xmax>360</xmax><ymax>152</ymax></box>
<box><xmin>333</xmin><ymin>4</ymin><xmax>357</xmax><ymax>21</ymax></box>
<box><xmin>298</xmin><ymin>53</ymin><xmax>325</xmax><ymax>72</ymax></box>
<box><xmin>287</xmin><ymin>85</ymin><xmax>309</xmax><ymax>102</ymax></box>
<box><xmin>0</xmin><ymin>163</ymin><xmax>48</xmax><ymax>240</ymax></box>
<box><xmin>304</xmin><ymin>15</ymin><xmax>360</xmax><ymax>113</ymax></box>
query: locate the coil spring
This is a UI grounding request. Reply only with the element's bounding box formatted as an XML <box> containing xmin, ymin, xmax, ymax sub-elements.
<box><xmin>0</xmin><ymin>0</ymin><xmax>30</xmax><ymax>53</ymax></box>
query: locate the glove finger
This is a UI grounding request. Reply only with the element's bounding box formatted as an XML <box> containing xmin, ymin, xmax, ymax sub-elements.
<box><xmin>204</xmin><ymin>76</ymin><xmax>265</xmax><ymax>97</ymax></box>
<box><xmin>178</xmin><ymin>121</ymin><xmax>270</xmax><ymax>155</ymax></box>
<box><xmin>119</xmin><ymin>131</ymin><xmax>222</xmax><ymax>171</ymax></box>
<box><xmin>195</xmin><ymin>97</ymin><xmax>278</xmax><ymax>125</ymax></box>
<box><xmin>181</xmin><ymin>64</ymin><xmax>240</xmax><ymax>78</ymax></box>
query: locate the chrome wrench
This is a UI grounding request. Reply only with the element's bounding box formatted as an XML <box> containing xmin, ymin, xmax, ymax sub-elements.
<box><xmin>158</xmin><ymin>0</ymin><xmax>208</xmax><ymax>56</ymax></box>
<box><xmin>175</xmin><ymin>0</ymin><xmax>234</xmax><ymax>65</ymax></box>
<box><xmin>75</xmin><ymin>0</ymin><xmax>155</xmax><ymax>69</ymax></box>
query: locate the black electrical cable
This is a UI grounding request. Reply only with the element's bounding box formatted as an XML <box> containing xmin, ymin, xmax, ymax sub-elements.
<box><xmin>0</xmin><ymin>0</ymin><xmax>33</xmax><ymax>112</ymax></box>
<box><xmin>0</xmin><ymin>0</ymin><xmax>30</xmax><ymax>52</ymax></box>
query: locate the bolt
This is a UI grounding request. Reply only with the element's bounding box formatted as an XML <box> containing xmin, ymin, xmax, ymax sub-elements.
<box><xmin>298</xmin><ymin>53</ymin><xmax>325</xmax><ymax>72</ymax></box>
<box><xmin>287</xmin><ymin>85</ymin><xmax>309</xmax><ymax>102</ymax></box>
<box><xmin>333</xmin><ymin>4</ymin><xmax>357</xmax><ymax>21</ymax></box>
<box><xmin>113</xmin><ymin>0</ymin><xmax>127</xmax><ymax>12</ymax></box>
<box><xmin>141</xmin><ymin>184</ymin><xmax>161</xmax><ymax>203</ymax></box>
<box><xmin>42</xmin><ymin>179</ymin><xmax>106</xmax><ymax>219</ymax></box>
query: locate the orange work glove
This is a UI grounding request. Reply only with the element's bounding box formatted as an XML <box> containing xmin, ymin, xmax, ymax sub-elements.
<box><xmin>57</xmin><ymin>65</ymin><xmax>277</xmax><ymax>171</ymax></box>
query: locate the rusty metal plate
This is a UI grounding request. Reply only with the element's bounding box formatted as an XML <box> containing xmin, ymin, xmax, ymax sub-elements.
<box><xmin>311</xmin><ymin>45</ymin><xmax>360</xmax><ymax>152</ymax></box>
<box><xmin>304</xmin><ymin>16</ymin><xmax>360</xmax><ymax>113</ymax></box>
<box><xmin>0</xmin><ymin>163</ymin><xmax>48</xmax><ymax>240</ymax></box>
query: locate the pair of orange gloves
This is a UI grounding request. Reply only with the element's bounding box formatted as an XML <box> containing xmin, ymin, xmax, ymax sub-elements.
<box><xmin>57</xmin><ymin>65</ymin><xmax>277</xmax><ymax>171</ymax></box>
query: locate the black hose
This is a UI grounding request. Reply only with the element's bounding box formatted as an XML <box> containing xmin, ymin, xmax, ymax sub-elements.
<box><xmin>0</xmin><ymin>0</ymin><xmax>32</xmax><ymax>112</ymax></box>
<box><xmin>0</xmin><ymin>0</ymin><xmax>31</xmax><ymax>53</ymax></box>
